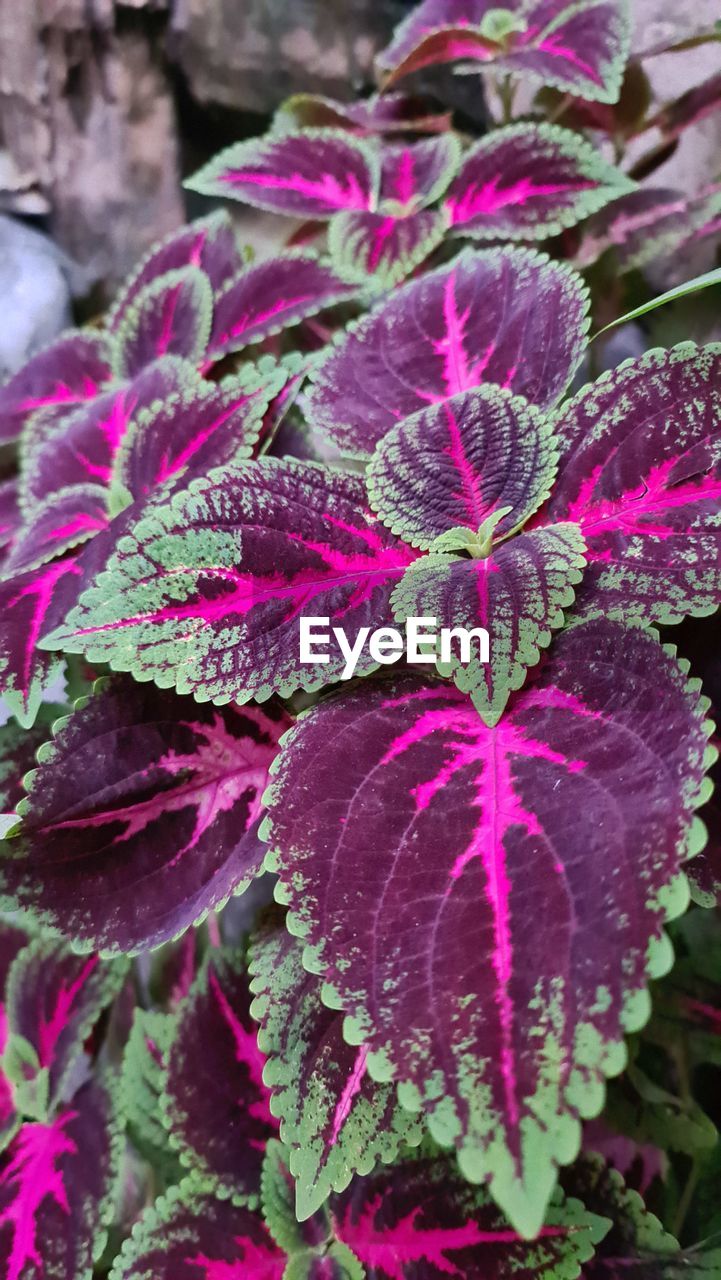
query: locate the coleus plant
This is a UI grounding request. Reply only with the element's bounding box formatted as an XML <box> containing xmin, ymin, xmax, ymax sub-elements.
<box><xmin>0</xmin><ymin>0</ymin><xmax>719</xmax><ymax>1274</ymax></box>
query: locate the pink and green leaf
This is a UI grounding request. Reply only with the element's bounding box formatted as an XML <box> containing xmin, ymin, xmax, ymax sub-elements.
<box><xmin>273</xmin><ymin>92</ymin><xmax>453</xmax><ymax>137</ymax></box>
<box><xmin>186</xmin><ymin>130</ymin><xmax>381</xmax><ymax>220</ymax></box>
<box><xmin>307</xmin><ymin>247</ymin><xmax>590</xmax><ymax>458</ymax></box>
<box><xmin>110</xmin><ymin>370</ymin><xmax>283</xmax><ymax>502</ymax></box>
<box><xmin>330</xmin><ymin>1154</ymin><xmax>608</xmax><ymax>1278</ymax></box>
<box><xmin>112</xmin><ymin>268</ymin><xmax>213</xmax><ymax>381</ymax></box>
<box><xmin>108</xmin><ymin>211</ymin><xmax>246</xmax><ymax>331</ymax></box>
<box><xmin>41</xmin><ymin>459</ymin><xmax>417</xmax><ymax>705</ymax></box>
<box><xmin>0</xmin><ymin>557</ymin><xmax>82</xmax><ymax>728</ymax></box>
<box><xmin>3</xmin><ymin>939</ymin><xmax>126</xmax><ymax>1113</ymax></box>
<box><xmin>376</xmin><ymin>1</ymin><xmax>631</xmax><ymax>105</ymax></box>
<box><xmin>379</xmin><ymin>136</ymin><xmax>461</xmax><ymax>214</ymax></box>
<box><xmin>576</xmin><ymin>184</ymin><xmax>721</xmax><ymax>273</ymax></box>
<box><xmin>0</xmin><ymin>1075</ymin><xmax>120</xmax><ymax>1280</ymax></box>
<box><xmin>0</xmin><ymin>677</ymin><xmax>291</xmax><ymax>954</ymax></box>
<box><xmin>109</xmin><ymin>1180</ymin><xmax>286</xmax><ymax>1280</ymax></box>
<box><xmin>248</xmin><ymin>923</ymin><xmax>423</xmax><ymax>1222</ymax></box>
<box><xmin>0</xmin><ymin>332</ymin><xmax>113</xmax><ymax>446</ymax></box>
<box><xmin>5</xmin><ymin>486</ymin><xmax>109</xmax><ymax>576</ymax></box>
<box><xmin>367</xmin><ymin>385</ymin><xmax>558</xmax><ymax>548</ymax></box>
<box><xmin>446</xmin><ymin>122</ymin><xmax>634</xmax><ymax>240</ymax></box>
<box><xmin>547</xmin><ymin>344</ymin><xmax>721</xmax><ymax>626</ymax></box>
<box><xmin>264</xmin><ymin>619</ymin><xmax>711</xmax><ymax>1236</ymax></box>
<box><xmin>206</xmin><ymin>253</ymin><xmax>357</xmax><ymax>364</ymax></box>
<box><xmin>328</xmin><ymin>208</ymin><xmax>448</xmax><ymax>290</ymax></box>
<box><xmin>391</xmin><ymin>523</ymin><xmax>587</xmax><ymax>725</ymax></box>
<box><xmin>162</xmin><ymin>950</ymin><xmax>277</xmax><ymax>1202</ymax></box>
<box><xmin>20</xmin><ymin>358</ymin><xmax>199</xmax><ymax>506</ymax></box>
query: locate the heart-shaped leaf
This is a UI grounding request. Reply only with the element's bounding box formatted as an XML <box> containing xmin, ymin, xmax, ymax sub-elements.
<box><xmin>264</xmin><ymin>619</ymin><xmax>711</xmax><ymax>1235</ymax></box>
<box><xmin>380</xmin><ymin>136</ymin><xmax>461</xmax><ymax>214</ymax></box>
<box><xmin>329</xmin><ymin>208</ymin><xmax>449</xmax><ymax>290</ymax></box>
<box><xmin>0</xmin><ymin>676</ymin><xmax>291</xmax><ymax>953</ymax></box>
<box><xmin>392</xmin><ymin>523</ymin><xmax>587</xmax><ymax>725</ymax></box>
<box><xmin>41</xmin><ymin>459</ymin><xmax>416</xmax><ymax>705</ymax></box>
<box><xmin>113</xmin><ymin>268</ymin><xmax>213</xmax><ymax>380</ymax></box>
<box><xmin>187</xmin><ymin>130</ymin><xmax>380</xmax><ymax>219</ymax></box>
<box><xmin>377</xmin><ymin>1</ymin><xmax>630</xmax><ymax>105</ymax></box>
<box><xmin>207</xmin><ymin>253</ymin><xmax>357</xmax><ymax>363</ymax></box>
<box><xmin>368</xmin><ymin>385</ymin><xmax>557</xmax><ymax>548</ymax></box>
<box><xmin>307</xmin><ymin>247</ymin><xmax>590</xmax><ymax>458</ymax></box>
<box><xmin>162</xmin><ymin>950</ymin><xmax>277</xmax><ymax>1201</ymax></box>
<box><xmin>446</xmin><ymin>122</ymin><xmax>634</xmax><ymax>239</ymax></box>
<box><xmin>548</xmin><ymin>344</ymin><xmax>721</xmax><ymax>625</ymax></box>
<box><xmin>249</xmin><ymin>923</ymin><xmax>423</xmax><ymax>1221</ymax></box>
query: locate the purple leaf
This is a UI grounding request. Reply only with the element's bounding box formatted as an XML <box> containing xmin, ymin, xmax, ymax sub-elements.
<box><xmin>0</xmin><ymin>482</ymin><xmax>20</xmax><ymax>563</ymax></box>
<box><xmin>330</xmin><ymin>1156</ymin><xmax>607</xmax><ymax>1278</ymax></box>
<box><xmin>0</xmin><ymin>924</ymin><xmax>31</xmax><ymax>1153</ymax></box>
<box><xmin>574</xmin><ymin>186</ymin><xmax>690</xmax><ymax>271</ymax></box>
<box><xmin>249</xmin><ymin>923</ymin><xmax>423</xmax><ymax>1221</ymax></box>
<box><xmin>376</xmin><ymin>1</ymin><xmax>631</xmax><ymax>105</ymax></box>
<box><xmin>306</xmin><ymin>247</ymin><xmax>590</xmax><ymax>458</ymax></box>
<box><xmin>273</xmin><ymin>92</ymin><xmax>454</xmax><ymax>136</ymax></box>
<box><xmin>0</xmin><ymin>333</ymin><xmax>113</xmax><ymax>446</ymax></box>
<box><xmin>547</xmin><ymin>345</ymin><xmax>721</xmax><ymax>625</ymax></box>
<box><xmin>0</xmin><ymin>677</ymin><xmax>291</xmax><ymax>953</ymax></box>
<box><xmin>4</xmin><ymin>939</ymin><xmax>126</xmax><ymax>1110</ymax></box>
<box><xmin>187</xmin><ymin>130</ymin><xmax>381</xmax><ymax>219</ymax></box>
<box><xmin>0</xmin><ymin>1076</ymin><xmax>119</xmax><ymax>1280</ymax></box>
<box><xmin>206</xmin><ymin>253</ymin><xmax>357</xmax><ymax>364</ymax></box>
<box><xmin>163</xmin><ymin>950</ymin><xmax>277</xmax><ymax>1199</ymax></box>
<box><xmin>5</xmin><ymin>486</ymin><xmax>109</xmax><ymax>576</ymax></box>
<box><xmin>21</xmin><ymin>357</ymin><xmax>198</xmax><ymax>505</ymax></box>
<box><xmin>380</xmin><ymin>136</ymin><xmax>461</xmax><ymax>214</ymax></box>
<box><xmin>0</xmin><ymin>558</ymin><xmax>81</xmax><ymax>728</ymax></box>
<box><xmin>392</xmin><ymin>523</ymin><xmax>587</xmax><ymax>725</ymax></box>
<box><xmin>0</xmin><ymin>708</ymin><xmax>65</xmax><ymax>819</ymax></box>
<box><xmin>562</xmin><ymin>1154</ymin><xmax>680</xmax><ymax>1277</ymax></box>
<box><xmin>41</xmin><ymin>459</ymin><xmax>417</xmax><ymax>705</ymax></box>
<box><xmin>264</xmin><ymin>619</ymin><xmax>710</xmax><ymax>1235</ymax></box>
<box><xmin>446</xmin><ymin>122</ymin><xmax>634</xmax><ymax>239</ymax></box>
<box><xmin>329</xmin><ymin>209</ymin><xmax>448</xmax><ymax>290</ymax></box>
<box><xmin>112</xmin><ymin>371</ymin><xmax>281</xmax><ymax>502</ymax></box>
<box><xmin>367</xmin><ymin>385</ymin><xmax>557</xmax><ymax>548</ymax></box>
<box><xmin>108</xmin><ymin>211</ymin><xmax>246</xmax><ymax>330</ymax></box>
<box><xmin>111</xmin><ymin>1183</ymin><xmax>286</xmax><ymax>1280</ymax></box>
<box><xmin>113</xmin><ymin>267</ymin><xmax>213</xmax><ymax>381</ymax></box>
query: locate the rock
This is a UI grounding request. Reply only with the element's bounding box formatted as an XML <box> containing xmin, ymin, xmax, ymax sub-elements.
<box><xmin>170</xmin><ymin>0</ymin><xmax>411</xmax><ymax>114</ymax></box>
<box><xmin>0</xmin><ymin>1</ymin><xmax>184</xmax><ymax>302</ymax></box>
<box><xmin>0</xmin><ymin>217</ymin><xmax>72</xmax><ymax>380</ymax></box>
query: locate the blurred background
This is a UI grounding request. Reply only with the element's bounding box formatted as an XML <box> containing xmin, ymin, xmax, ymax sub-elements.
<box><xmin>0</xmin><ymin>0</ymin><xmax>718</xmax><ymax>377</ymax></box>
